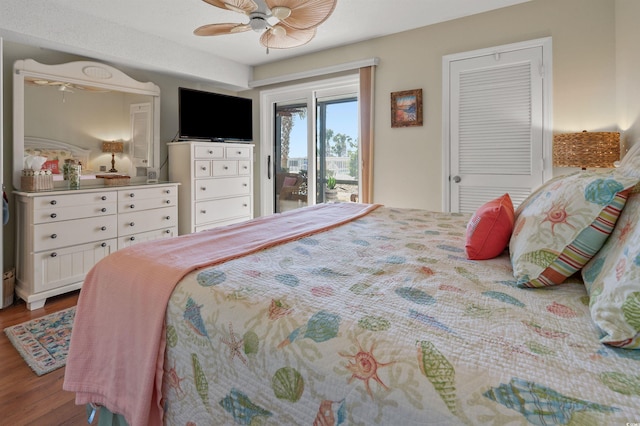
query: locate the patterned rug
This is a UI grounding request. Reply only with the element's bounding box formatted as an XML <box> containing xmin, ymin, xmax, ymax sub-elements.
<box><xmin>4</xmin><ymin>306</ymin><xmax>75</xmax><ymax>376</ymax></box>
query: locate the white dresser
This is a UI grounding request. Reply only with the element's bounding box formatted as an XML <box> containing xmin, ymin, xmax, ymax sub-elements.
<box><xmin>14</xmin><ymin>182</ymin><xmax>178</xmax><ymax>309</ymax></box>
<box><xmin>168</xmin><ymin>141</ymin><xmax>254</xmax><ymax>234</ymax></box>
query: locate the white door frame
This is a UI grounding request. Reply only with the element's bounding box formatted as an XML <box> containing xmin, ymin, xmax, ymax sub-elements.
<box><xmin>259</xmin><ymin>74</ymin><xmax>359</xmax><ymax>217</ymax></box>
<box><xmin>441</xmin><ymin>37</ymin><xmax>553</xmax><ymax>212</ymax></box>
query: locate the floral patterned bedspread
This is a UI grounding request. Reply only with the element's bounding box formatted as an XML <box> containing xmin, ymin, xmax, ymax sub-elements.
<box><xmin>161</xmin><ymin>207</ymin><xmax>640</xmax><ymax>425</ymax></box>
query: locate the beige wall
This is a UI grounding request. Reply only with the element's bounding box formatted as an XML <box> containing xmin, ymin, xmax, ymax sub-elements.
<box><xmin>616</xmin><ymin>0</ymin><xmax>640</xmax><ymax>152</ymax></box>
<box><xmin>251</xmin><ymin>0</ymin><xmax>622</xmax><ymax>211</ymax></box>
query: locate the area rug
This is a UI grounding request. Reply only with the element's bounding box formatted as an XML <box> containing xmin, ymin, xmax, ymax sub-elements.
<box><xmin>4</xmin><ymin>306</ymin><xmax>75</xmax><ymax>376</ymax></box>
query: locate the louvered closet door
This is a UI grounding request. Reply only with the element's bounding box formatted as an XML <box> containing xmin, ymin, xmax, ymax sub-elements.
<box><xmin>450</xmin><ymin>46</ymin><xmax>544</xmax><ymax>213</ymax></box>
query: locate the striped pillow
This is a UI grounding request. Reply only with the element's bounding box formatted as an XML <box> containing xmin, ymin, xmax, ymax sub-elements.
<box><xmin>509</xmin><ymin>170</ymin><xmax>639</xmax><ymax>288</ymax></box>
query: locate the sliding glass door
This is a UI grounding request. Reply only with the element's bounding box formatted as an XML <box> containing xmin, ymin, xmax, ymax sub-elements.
<box><xmin>263</xmin><ymin>75</ymin><xmax>359</xmax><ymax>215</ymax></box>
<box><xmin>316</xmin><ymin>96</ymin><xmax>358</xmax><ymax>204</ymax></box>
<box><xmin>274</xmin><ymin>102</ymin><xmax>309</xmax><ymax>213</ymax></box>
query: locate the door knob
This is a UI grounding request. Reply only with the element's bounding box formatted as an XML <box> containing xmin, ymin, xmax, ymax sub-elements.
<box><xmin>453</xmin><ymin>175</ymin><xmax>461</xmax><ymax>183</ymax></box>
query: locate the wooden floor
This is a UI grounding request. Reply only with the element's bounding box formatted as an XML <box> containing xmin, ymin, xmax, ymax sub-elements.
<box><xmin>0</xmin><ymin>291</ymin><xmax>88</xmax><ymax>426</ymax></box>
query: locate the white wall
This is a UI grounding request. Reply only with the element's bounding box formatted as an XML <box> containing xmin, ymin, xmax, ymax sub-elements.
<box><xmin>251</xmin><ymin>0</ymin><xmax>622</xmax><ymax>211</ymax></box>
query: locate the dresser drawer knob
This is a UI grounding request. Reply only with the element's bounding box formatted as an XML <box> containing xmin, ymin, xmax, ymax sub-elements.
<box><xmin>101</xmin><ymin>196</ymin><xmax>107</xmax><ymax>201</ymax></box>
<box><xmin>165</xmin><ymin>216</ymin><xmax>171</xmax><ymax>220</ymax></box>
<box><xmin>237</xmin><ymin>151</ymin><xmax>242</xmax><ymax>155</ymax></box>
<box><xmin>51</xmin><ymin>233</ymin><xmax>57</xmax><ymax>239</ymax></box>
<box><xmin>165</xmin><ymin>229</ymin><xmax>171</xmax><ymax>234</ymax></box>
<box><xmin>129</xmin><ymin>193</ymin><xmax>135</xmax><ymax>198</ymax></box>
<box><xmin>101</xmin><ymin>208</ymin><xmax>107</xmax><ymax>213</ymax></box>
<box><xmin>130</xmin><ymin>236</ymin><xmax>135</xmax><ymax>241</ymax></box>
<box><xmin>165</xmin><ymin>189</ymin><xmax>171</xmax><ymax>194</ymax></box>
<box><xmin>243</xmin><ymin>203</ymin><xmax>248</xmax><ymax>207</ymax></box>
<box><xmin>243</xmin><ymin>166</ymin><xmax>248</xmax><ymax>169</ymax></box>
<box><xmin>223</xmin><ymin>166</ymin><xmax>229</xmax><ymax>170</ymax></box>
<box><xmin>130</xmin><ymin>222</ymin><xmax>135</xmax><ymax>227</ymax></box>
<box><xmin>130</xmin><ymin>204</ymin><xmax>135</xmax><ymax>209</ymax></box>
<box><xmin>243</xmin><ymin>183</ymin><xmax>248</xmax><ymax>187</ymax></box>
<box><xmin>201</xmin><ymin>210</ymin><xmax>207</xmax><ymax>214</ymax></box>
<box><xmin>165</xmin><ymin>200</ymin><xmax>171</xmax><ymax>204</ymax></box>
<box><xmin>101</xmin><ymin>226</ymin><xmax>107</xmax><ymax>231</ymax></box>
<box><xmin>50</xmin><ymin>252</ymin><xmax>57</xmax><ymax>258</ymax></box>
<box><xmin>208</xmin><ymin>150</ymin><xmax>213</xmax><ymax>154</ymax></box>
<box><xmin>50</xmin><ymin>213</ymin><xmax>57</xmax><ymax>219</ymax></box>
<box><xmin>101</xmin><ymin>242</ymin><xmax>107</xmax><ymax>247</ymax></box>
<box><xmin>50</xmin><ymin>200</ymin><xmax>57</xmax><ymax>205</ymax></box>
<box><xmin>200</xmin><ymin>187</ymin><xmax>207</xmax><ymax>191</ymax></box>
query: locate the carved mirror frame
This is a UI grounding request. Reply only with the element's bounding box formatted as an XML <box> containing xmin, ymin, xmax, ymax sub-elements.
<box><xmin>13</xmin><ymin>59</ymin><xmax>160</xmax><ymax>189</ymax></box>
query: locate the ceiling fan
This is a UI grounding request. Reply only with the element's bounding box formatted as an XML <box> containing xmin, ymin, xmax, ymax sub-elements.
<box><xmin>25</xmin><ymin>77</ymin><xmax>109</xmax><ymax>93</ymax></box>
<box><xmin>194</xmin><ymin>0</ymin><xmax>337</xmax><ymax>51</ymax></box>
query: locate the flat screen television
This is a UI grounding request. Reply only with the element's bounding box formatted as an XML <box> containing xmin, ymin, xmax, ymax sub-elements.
<box><xmin>178</xmin><ymin>87</ymin><xmax>253</xmax><ymax>141</ymax></box>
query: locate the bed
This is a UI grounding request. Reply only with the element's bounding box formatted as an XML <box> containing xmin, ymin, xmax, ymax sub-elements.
<box><xmin>64</xmin><ymin>153</ymin><xmax>640</xmax><ymax>425</ymax></box>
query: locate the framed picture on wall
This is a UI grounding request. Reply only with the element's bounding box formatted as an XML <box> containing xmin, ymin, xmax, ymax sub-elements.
<box><xmin>391</xmin><ymin>89</ymin><xmax>423</xmax><ymax>128</ymax></box>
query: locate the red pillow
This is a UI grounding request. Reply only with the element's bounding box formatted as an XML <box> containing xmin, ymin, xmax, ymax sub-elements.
<box><xmin>43</xmin><ymin>159</ymin><xmax>60</xmax><ymax>174</ymax></box>
<box><xmin>465</xmin><ymin>193</ymin><xmax>515</xmax><ymax>260</ymax></box>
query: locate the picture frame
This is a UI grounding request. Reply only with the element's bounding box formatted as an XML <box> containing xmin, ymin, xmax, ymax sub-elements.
<box><xmin>391</xmin><ymin>89</ymin><xmax>423</xmax><ymax>128</ymax></box>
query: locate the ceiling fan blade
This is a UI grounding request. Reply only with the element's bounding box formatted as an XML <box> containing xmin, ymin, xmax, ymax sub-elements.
<box><xmin>260</xmin><ymin>25</ymin><xmax>316</xmax><ymax>49</ymax></box>
<box><xmin>194</xmin><ymin>23</ymin><xmax>251</xmax><ymax>36</ymax></box>
<box><xmin>201</xmin><ymin>0</ymin><xmax>258</xmax><ymax>14</ymax></box>
<box><xmin>265</xmin><ymin>0</ymin><xmax>336</xmax><ymax>30</ymax></box>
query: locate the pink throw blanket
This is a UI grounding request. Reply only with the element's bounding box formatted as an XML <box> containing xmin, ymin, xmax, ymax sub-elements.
<box><xmin>63</xmin><ymin>203</ymin><xmax>380</xmax><ymax>426</ymax></box>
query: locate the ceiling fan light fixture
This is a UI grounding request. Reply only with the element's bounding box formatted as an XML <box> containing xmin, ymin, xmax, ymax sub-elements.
<box><xmin>271</xmin><ymin>25</ymin><xmax>286</xmax><ymax>37</ymax></box>
<box><xmin>271</xmin><ymin>6</ymin><xmax>291</xmax><ymax>20</ymax></box>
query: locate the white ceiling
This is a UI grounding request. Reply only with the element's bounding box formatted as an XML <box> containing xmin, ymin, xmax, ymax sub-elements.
<box><xmin>0</xmin><ymin>0</ymin><xmax>530</xmax><ymax>89</ymax></box>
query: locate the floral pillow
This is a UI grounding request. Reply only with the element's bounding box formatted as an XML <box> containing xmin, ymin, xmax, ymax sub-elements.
<box><xmin>509</xmin><ymin>170</ymin><xmax>639</xmax><ymax>288</ymax></box>
<box><xmin>582</xmin><ymin>187</ymin><xmax>640</xmax><ymax>348</ymax></box>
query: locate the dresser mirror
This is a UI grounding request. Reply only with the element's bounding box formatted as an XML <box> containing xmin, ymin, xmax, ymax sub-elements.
<box><xmin>13</xmin><ymin>59</ymin><xmax>160</xmax><ymax>189</ymax></box>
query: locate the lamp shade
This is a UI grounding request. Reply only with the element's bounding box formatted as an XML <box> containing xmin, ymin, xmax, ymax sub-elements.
<box><xmin>102</xmin><ymin>141</ymin><xmax>124</xmax><ymax>153</ymax></box>
<box><xmin>553</xmin><ymin>131</ymin><xmax>620</xmax><ymax>169</ymax></box>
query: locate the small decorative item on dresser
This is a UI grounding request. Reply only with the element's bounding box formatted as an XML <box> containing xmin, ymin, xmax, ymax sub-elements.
<box><xmin>97</xmin><ymin>174</ymin><xmax>131</xmax><ymax>186</ymax></box>
<box><xmin>21</xmin><ymin>169</ymin><xmax>53</xmax><ymax>192</ymax></box>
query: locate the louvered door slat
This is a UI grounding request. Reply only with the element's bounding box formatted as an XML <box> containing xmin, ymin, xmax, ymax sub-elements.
<box><xmin>449</xmin><ymin>44</ymin><xmax>547</xmax><ymax>213</ymax></box>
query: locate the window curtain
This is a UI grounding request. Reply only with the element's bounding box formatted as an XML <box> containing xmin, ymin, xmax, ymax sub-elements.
<box><xmin>359</xmin><ymin>66</ymin><xmax>375</xmax><ymax>204</ymax></box>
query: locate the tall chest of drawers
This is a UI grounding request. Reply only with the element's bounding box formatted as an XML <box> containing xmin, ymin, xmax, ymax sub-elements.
<box><xmin>14</xmin><ymin>182</ymin><xmax>178</xmax><ymax>309</ymax></box>
<box><xmin>168</xmin><ymin>141</ymin><xmax>254</xmax><ymax>234</ymax></box>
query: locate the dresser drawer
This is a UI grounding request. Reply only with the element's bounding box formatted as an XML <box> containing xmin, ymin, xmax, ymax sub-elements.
<box><xmin>118</xmin><ymin>185</ymin><xmax>176</xmax><ymax>202</ymax></box>
<box><xmin>195</xmin><ymin>160</ymin><xmax>211</xmax><ymax>177</ymax></box>
<box><xmin>118</xmin><ymin>227</ymin><xmax>177</xmax><ymax>249</ymax></box>
<box><xmin>194</xmin><ymin>145</ymin><xmax>224</xmax><ymax>159</ymax></box>
<box><xmin>33</xmin><ymin>191</ymin><xmax>116</xmax><ymax>210</ymax></box>
<box><xmin>211</xmin><ymin>160</ymin><xmax>238</xmax><ymax>176</ymax></box>
<box><xmin>34</xmin><ymin>202</ymin><xmax>116</xmax><ymax>224</ymax></box>
<box><xmin>226</xmin><ymin>146</ymin><xmax>251</xmax><ymax>159</ymax></box>
<box><xmin>34</xmin><ymin>215</ymin><xmax>118</xmax><ymax>251</ymax></box>
<box><xmin>238</xmin><ymin>160</ymin><xmax>251</xmax><ymax>176</ymax></box>
<box><xmin>33</xmin><ymin>238</ymin><xmax>118</xmax><ymax>293</ymax></box>
<box><xmin>195</xmin><ymin>176</ymin><xmax>250</xmax><ymax>201</ymax></box>
<box><xmin>118</xmin><ymin>206</ymin><xmax>177</xmax><ymax>236</ymax></box>
<box><xmin>118</xmin><ymin>192</ymin><xmax>177</xmax><ymax>213</ymax></box>
<box><xmin>195</xmin><ymin>216</ymin><xmax>248</xmax><ymax>233</ymax></box>
<box><xmin>195</xmin><ymin>196</ymin><xmax>251</xmax><ymax>225</ymax></box>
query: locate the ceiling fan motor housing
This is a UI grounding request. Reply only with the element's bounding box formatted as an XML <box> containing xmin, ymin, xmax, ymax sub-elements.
<box><xmin>249</xmin><ymin>13</ymin><xmax>268</xmax><ymax>32</ymax></box>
